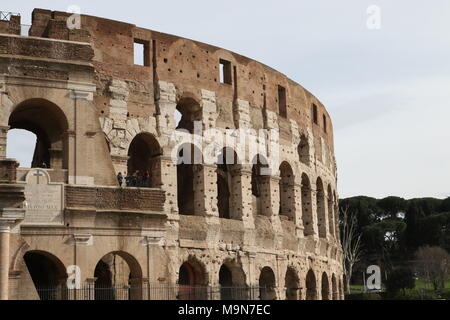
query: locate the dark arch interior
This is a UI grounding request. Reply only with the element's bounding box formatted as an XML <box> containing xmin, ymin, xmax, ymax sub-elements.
<box><xmin>93</xmin><ymin>252</ymin><xmax>142</xmax><ymax>300</ymax></box>
<box><xmin>216</xmin><ymin>148</ymin><xmax>239</xmax><ymax>220</ymax></box>
<box><xmin>259</xmin><ymin>267</ymin><xmax>276</xmax><ymax>300</ymax></box>
<box><xmin>285</xmin><ymin>268</ymin><xmax>300</xmax><ymax>300</ymax></box>
<box><xmin>321</xmin><ymin>273</ymin><xmax>330</xmax><ymax>300</ymax></box>
<box><xmin>177</xmin><ymin>144</ymin><xmax>202</xmax><ymax>215</ymax></box>
<box><xmin>176</xmin><ymin>97</ymin><xmax>202</xmax><ymax>133</ymax></box>
<box><xmin>306</xmin><ymin>270</ymin><xmax>317</xmax><ymax>300</ymax></box>
<box><xmin>178</xmin><ymin>261</ymin><xmax>207</xmax><ymax>300</ymax></box>
<box><xmin>251</xmin><ymin>154</ymin><xmax>269</xmax><ymax>216</ymax></box>
<box><xmin>23</xmin><ymin>251</ymin><xmax>67</xmax><ymax>300</ymax></box>
<box><xmin>301</xmin><ymin>173</ymin><xmax>314</xmax><ymax>236</ymax></box>
<box><xmin>219</xmin><ymin>265</ymin><xmax>233</xmax><ymax>300</ymax></box>
<box><xmin>279</xmin><ymin>161</ymin><xmax>295</xmax><ymax>220</ymax></box>
<box><xmin>8</xmin><ymin>99</ymin><xmax>68</xmax><ymax>170</ymax></box>
<box><xmin>316</xmin><ymin>178</ymin><xmax>326</xmax><ymax>238</ymax></box>
<box><xmin>127</xmin><ymin>133</ymin><xmax>162</xmax><ymax>187</ymax></box>
<box><xmin>332</xmin><ymin>274</ymin><xmax>338</xmax><ymax>300</ymax></box>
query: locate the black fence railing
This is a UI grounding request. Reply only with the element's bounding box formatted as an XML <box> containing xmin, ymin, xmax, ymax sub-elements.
<box><xmin>33</xmin><ymin>284</ymin><xmax>265</xmax><ymax>301</ymax></box>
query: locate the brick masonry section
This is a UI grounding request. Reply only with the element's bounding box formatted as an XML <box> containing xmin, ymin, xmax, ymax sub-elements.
<box><xmin>65</xmin><ymin>186</ymin><xmax>165</xmax><ymax>212</ymax></box>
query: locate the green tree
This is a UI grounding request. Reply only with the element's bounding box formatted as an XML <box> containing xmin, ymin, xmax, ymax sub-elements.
<box><xmin>385</xmin><ymin>268</ymin><xmax>415</xmax><ymax>297</ymax></box>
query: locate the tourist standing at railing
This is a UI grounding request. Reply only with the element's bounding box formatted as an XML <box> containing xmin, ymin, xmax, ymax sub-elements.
<box><xmin>117</xmin><ymin>172</ymin><xmax>123</xmax><ymax>187</ymax></box>
<box><xmin>143</xmin><ymin>171</ymin><xmax>150</xmax><ymax>187</ymax></box>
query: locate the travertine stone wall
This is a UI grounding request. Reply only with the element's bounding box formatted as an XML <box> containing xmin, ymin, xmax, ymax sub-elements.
<box><xmin>0</xmin><ymin>8</ymin><xmax>344</xmax><ymax>300</ymax></box>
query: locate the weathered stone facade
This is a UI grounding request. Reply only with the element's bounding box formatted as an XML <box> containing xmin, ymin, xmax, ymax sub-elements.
<box><xmin>0</xmin><ymin>9</ymin><xmax>343</xmax><ymax>300</ymax></box>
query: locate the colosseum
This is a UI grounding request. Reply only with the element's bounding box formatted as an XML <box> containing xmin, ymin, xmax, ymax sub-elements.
<box><xmin>0</xmin><ymin>8</ymin><xmax>343</xmax><ymax>300</ymax></box>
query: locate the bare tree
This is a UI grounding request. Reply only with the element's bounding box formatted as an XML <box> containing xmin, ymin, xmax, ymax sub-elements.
<box><xmin>340</xmin><ymin>205</ymin><xmax>363</xmax><ymax>294</ymax></box>
<box><xmin>414</xmin><ymin>246</ymin><xmax>449</xmax><ymax>292</ymax></box>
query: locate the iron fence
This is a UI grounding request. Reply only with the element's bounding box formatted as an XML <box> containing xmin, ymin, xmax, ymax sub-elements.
<box><xmin>33</xmin><ymin>284</ymin><xmax>264</xmax><ymax>301</ymax></box>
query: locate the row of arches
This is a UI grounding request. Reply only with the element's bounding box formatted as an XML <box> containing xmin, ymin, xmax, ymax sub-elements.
<box><xmin>4</xmin><ymin>98</ymin><xmax>337</xmax><ymax>238</ymax></box>
<box><xmin>123</xmin><ymin>134</ymin><xmax>338</xmax><ymax>238</ymax></box>
<box><xmin>22</xmin><ymin>250</ymin><xmax>342</xmax><ymax>300</ymax></box>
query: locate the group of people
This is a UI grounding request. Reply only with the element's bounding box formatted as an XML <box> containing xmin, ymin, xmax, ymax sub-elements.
<box><xmin>117</xmin><ymin>170</ymin><xmax>151</xmax><ymax>188</ymax></box>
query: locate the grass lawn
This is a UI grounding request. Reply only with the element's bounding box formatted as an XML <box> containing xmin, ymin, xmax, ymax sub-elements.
<box><xmin>349</xmin><ymin>279</ymin><xmax>450</xmax><ymax>297</ymax></box>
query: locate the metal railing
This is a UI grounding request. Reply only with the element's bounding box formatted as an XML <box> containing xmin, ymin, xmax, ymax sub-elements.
<box><xmin>32</xmin><ymin>284</ymin><xmax>264</xmax><ymax>301</ymax></box>
<box><xmin>0</xmin><ymin>11</ymin><xmax>20</xmax><ymax>21</ymax></box>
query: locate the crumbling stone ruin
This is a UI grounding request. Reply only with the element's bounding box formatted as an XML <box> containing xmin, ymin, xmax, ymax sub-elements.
<box><xmin>0</xmin><ymin>8</ymin><xmax>343</xmax><ymax>300</ymax></box>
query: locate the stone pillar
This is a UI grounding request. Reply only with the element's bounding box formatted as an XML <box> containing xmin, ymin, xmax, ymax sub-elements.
<box><xmin>49</xmin><ymin>148</ymin><xmax>63</xmax><ymax>169</ymax></box>
<box><xmin>195</xmin><ymin>164</ymin><xmax>218</xmax><ymax>218</ymax></box>
<box><xmin>293</xmin><ymin>182</ymin><xmax>305</xmax><ymax>238</ymax></box>
<box><xmin>0</xmin><ymin>209</ymin><xmax>25</xmax><ymax>301</ymax></box>
<box><xmin>0</xmin><ymin>224</ymin><xmax>10</xmax><ymax>300</ymax></box>
<box><xmin>0</xmin><ymin>126</ymin><xmax>9</xmax><ymax>160</ymax></box>
<box><xmin>235</xmin><ymin>166</ymin><xmax>254</xmax><ymax>228</ymax></box>
<box><xmin>261</xmin><ymin>175</ymin><xmax>282</xmax><ymax>232</ymax></box>
<box><xmin>65</xmin><ymin>130</ymin><xmax>77</xmax><ymax>184</ymax></box>
<box><xmin>160</xmin><ymin>155</ymin><xmax>178</xmax><ymax>214</ymax></box>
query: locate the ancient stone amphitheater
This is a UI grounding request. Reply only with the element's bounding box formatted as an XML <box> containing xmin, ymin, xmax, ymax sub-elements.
<box><xmin>0</xmin><ymin>9</ymin><xmax>343</xmax><ymax>300</ymax></box>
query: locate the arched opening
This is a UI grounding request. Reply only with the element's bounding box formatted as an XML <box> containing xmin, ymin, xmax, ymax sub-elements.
<box><xmin>259</xmin><ymin>266</ymin><xmax>277</xmax><ymax>300</ymax></box>
<box><xmin>219</xmin><ymin>260</ymin><xmax>248</xmax><ymax>300</ymax></box>
<box><xmin>327</xmin><ymin>185</ymin><xmax>335</xmax><ymax>238</ymax></box>
<box><xmin>298</xmin><ymin>134</ymin><xmax>310</xmax><ymax>165</ymax></box>
<box><xmin>6</xmin><ymin>129</ymin><xmax>37</xmax><ymax>168</ymax></box>
<box><xmin>285</xmin><ymin>267</ymin><xmax>300</xmax><ymax>300</ymax></box>
<box><xmin>23</xmin><ymin>251</ymin><xmax>67</xmax><ymax>300</ymax></box>
<box><xmin>219</xmin><ymin>265</ymin><xmax>233</xmax><ymax>300</ymax></box>
<box><xmin>178</xmin><ymin>259</ymin><xmax>207</xmax><ymax>300</ymax></box>
<box><xmin>316</xmin><ymin>178</ymin><xmax>326</xmax><ymax>238</ymax></box>
<box><xmin>217</xmin><ymin>148</ymin><xmax>240</xmax><ymax>220</ymax></box>
<box><xmin>321</xmin><ymin>272</ymin><xmax>330</xmax><ymax>300</ymax></box>
<box><xmin>332</xmin><ymin>274</ymin><xmax>338</xmax><ymax>300</ymax></box>
<box><xmin>126</xmin><ymin>133</ymin><xmax>162</xmax><ymax>187</ymax></box>
<box><xmin>279</xmin><ymin>161</ymin><xmax>295</xmax><ymax>221</ymax></box>
<box><xmin>94</xmin><ymin>251</ymin><xmax>143</xmax><ymax>300</ymax></box>
<box><xmin>177</xmin><ymin>143</ymin><xmax>203</xmax><ymax>216</ymax></box>
<box><xmin>251</xmin><ymin>154</ymin><xmax>269</xmax><ymax>217</ymax></box>
<box><xmin>301</xmin><ymin>173</ymin><xmax>314</xmax><ymax>236</ymax></box>
<box><xmin>176</xmin><ymin>96</ymin><xmax>202</xmax><ymax>134</ymax></box>
<box><xmin>305</xmin><ymin>269</ymin><xmax>317</xmax><ymax>300</ymax></box>
<box><xmin>8</xmin><ymin>99</ymin><xmax>69</xmax><ymax>171</ymax></box>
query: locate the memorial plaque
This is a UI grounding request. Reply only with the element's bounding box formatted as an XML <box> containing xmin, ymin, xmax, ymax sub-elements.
<box><xmin>23</xmin><ymin>169</ymin><xmax>64</xmax><ymax>225</ymax></box>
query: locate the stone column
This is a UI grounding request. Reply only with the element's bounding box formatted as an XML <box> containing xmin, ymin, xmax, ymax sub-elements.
<box><xmin>0</xmin><ymin>209</ymin><xmax>24</xmax><ymax>300</ymax></box>
<box><xmin>65</xmin><ymin>130</ymin><xmax>77</xmax><ymax>185</ymax></box>
<box><xmin>261</xmin><ymin>175</ymin><xmax>282</xmax><ymax>233</ymax></box>
<box><xmin>0</xmin><ymin>223</ymin><xmax>10</xmax><ymax>300</ymax></box>
<box><xmin>193</xmin><ymin>164</ymin><xmax>218</xmax><ymax>218</ymax></box>
<box><xmin>293</xmin><ymin>182</ymin><xmax>305</xmax><ymax>238</ymax></box>
<box><xmin>234</xmin><ymin>166</ymin><xmax>254</xmax><ymax>228</ymax></box>
<box><xmin>160</xmin><ymin>155</ymin><xmax>178</xmax><ymax>214</ymax></box>
<box><xmin>0</xmin><ymin>126</ymin><xmax>9</xmax><ymax>160</ymax></box>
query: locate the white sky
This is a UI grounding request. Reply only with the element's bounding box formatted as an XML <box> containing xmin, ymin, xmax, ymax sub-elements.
<box><xmin>4</xmin><ymin>0</ymin><xmax>450</xmax><ymax>199</ymax></box>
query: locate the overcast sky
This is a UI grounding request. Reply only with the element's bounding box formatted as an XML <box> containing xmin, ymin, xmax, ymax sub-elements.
<box><xmin>4</xmin><ymin>0</ymin><xmax>450</xmax><ymax>199</ymax></box>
